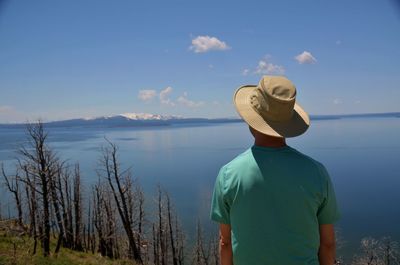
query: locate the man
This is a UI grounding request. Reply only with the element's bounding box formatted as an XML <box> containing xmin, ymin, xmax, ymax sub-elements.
<box><xmin>210</xmin><ymin>76</ymin><xmax>340</xmax><ymax>265</ymax></box>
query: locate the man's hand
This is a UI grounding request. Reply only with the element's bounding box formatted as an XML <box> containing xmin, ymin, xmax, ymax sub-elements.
<box><xmin>318</xmin><ymin>224</ymin><xmax>336</xmax><ymax>265</ymax></box>
<box><xmin>219</xmin><ymin>223</ymin><xmax>233</xmax><ymax>265</ymax></box>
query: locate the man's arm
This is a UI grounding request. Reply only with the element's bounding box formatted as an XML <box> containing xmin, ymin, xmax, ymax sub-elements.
<box><xmin>219</xmin><ymin>223</ymin><xmax>233</xmax><ymax>265</ymax></box>
<box><xmin>318</xmin><ymin>224</ymin><xmax>336</xmax><ymax>265</ymax></box>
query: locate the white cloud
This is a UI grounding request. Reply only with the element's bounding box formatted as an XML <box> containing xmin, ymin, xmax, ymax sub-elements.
<box><xmin>177</xmin><ymin>92</ymin><xmax>204</xmax><ymax>108</ymax></box>
<box><xmin>295</xmin><ymin>51</ymin><xmax>317</xmax><ymax>64</ymax></box>
<box><xmin>138</xmin><ymin>87</ymin><xmax>206</xmax><ymax>108</ymax></box>
<box><xmin>255</xmin><ymin>60</ymin><xmax>285</xmax><ymax>75</ymax></box>
<box><xmin>159</xmin><ymin>86</ymin><xmax>175</xmax><ymax>106</ymax></box>
<box><xmin>190</xmin><ymin>35</ymin><xmax>230</xmax><ymax>53</ymax></box>
<box><xmin>138</xmin><ymin>90</ymin><xmax>157</xmax><ymax>101</ymax></box>
<box><xmin>333</xmin><ymin>98</ymin><xmax>342</xmax><ymax>105</ymax></box>
<box><xmin>242</xmin><ymin>69</ymin><xmax>250</xmax><ymax>76</ymax></box>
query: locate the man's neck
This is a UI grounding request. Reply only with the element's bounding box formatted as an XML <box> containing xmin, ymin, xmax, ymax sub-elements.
<box><xmin>254</xmin><ymin>136</ymin><xmax>287</xmax><ymax>148</ymax></box>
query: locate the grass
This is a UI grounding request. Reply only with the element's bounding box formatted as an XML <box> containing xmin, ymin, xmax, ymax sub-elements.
<box><xmin>0</xmin><ymin>231</ymin><xmax>137</xmax><ymax>265</ymax></box>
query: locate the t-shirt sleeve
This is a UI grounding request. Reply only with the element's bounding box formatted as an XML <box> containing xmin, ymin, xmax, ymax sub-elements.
<box><xmin>210</xmin><ymin>167</ymin><xmax>231</xmax><ymax>224</ymax></box>
<box><xmin>317</xmin><ymin>165</ymin><xmax>341</xmax><ymax>225</ymax></box>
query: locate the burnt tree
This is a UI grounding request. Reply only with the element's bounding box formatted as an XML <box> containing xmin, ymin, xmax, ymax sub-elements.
<box><xmin>17</xmin><ymin>121</ymin><xmax>58</xmax><ymax>257</ymax></box>
<box><xmin>73</xmin><ymin>164</ymin><xmax>83</xmax><ymax>251</ymax></box>
<box><xmin>93</xmin><ymin>180</ymin><xmax>119</xmax><ymax>258</ymax></box>
<box><xmin>1</xmin><ymin>164</ymin><xmax>23</xmax><ymax>227</ymax></box>
<box><xmin>98</xmin><ymin>140</ymin><xmax>142</xmax><ymax>263</ymax></box>
<box><xmin>21</xmin><ymin>164</ymin><xmax>38</xmax><ymax>254</ymax></box>
<box><xmin>50</xmin><ymin>162</ymin><xmax>66</xmax><ymax>254</ymax></box>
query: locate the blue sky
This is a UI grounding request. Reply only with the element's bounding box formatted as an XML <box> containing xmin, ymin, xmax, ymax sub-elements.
<box><xmin>1</xmin><ymin>0</ymin><xmax>399</xmax><ymax>122</ymax></box>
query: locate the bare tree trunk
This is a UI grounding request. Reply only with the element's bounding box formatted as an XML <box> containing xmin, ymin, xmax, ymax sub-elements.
<box><xmin>175</xmin><ymin>213</ymin><xmax>185</xmax><ymax>265</ymax></box>
<box><xmin>103</xmin><ymin>192</ymin><xmax>116</xmax><ymax>259</ymax></box>
<box><xmin>93</xmin><ymin>184</ymin><xmax>106</xmax><ymax>256</ymax></box>
<box><xmin>211</xmin><ymin>233</ymin><xmax>220</xmax><ymax>265</ymax></box>
<box><xmin>42</xmin><ymin>170</ymin><xmax>51</xmax><ymax>256</ymax></box>
<box><xmin>93</xmin><ymin>182</ymin><xmax>117</xmax><ymax>259</ymax></box>
<box><xmin>25</xmin><ymin>166</ymin><xmax>38</xmax><ymax>254</ymax></box>
<box><xmin>51</xmin><ymin>163</ymin><xmax>66</xmax><ymax>254</ymax></box>
<box><xmin>152</xmin><ymin>223</ymin><xmax>159</xmax><ymax>265</ymax></box>
<box><xmin>73</xmin><ymin>164</ymin><xmax>83</xmax><ymax>251</ymax></box>
<box><xmin>65</xmin><ymin>172</ymin><xmax>74</xmax><ymax>249</ymax></box>
<box><xmin>166</xmin><ymin>194</ymin><xmax>178</xmax><ymax>265</ymax></box>
<box><xmin>193</xmin><ymin>221</ymin><xmax>210</xmax><ymax>265</ymax></box>
<box><xmin>1</xmin><ymin>165</ymin><xmax>23</xmax><ymax>228</ymax></box>
<box><xmin>99</xmin><ymin>140</ymin><xmax>142</xmax><ymax>263</ymax></box>
<box><xmin>137</xmin><ymin>185</ymin><xmax>145</xmax><ymax>259</ymax></box>
<box><xmin>86</xmin><ymin>200</ymin><xmax>91</xmax><ymax>252</ymax></box>
<box><xmin>157</xmin><ymin>187</ymin><xmax>166</xmax><ymax>265</ymax></box>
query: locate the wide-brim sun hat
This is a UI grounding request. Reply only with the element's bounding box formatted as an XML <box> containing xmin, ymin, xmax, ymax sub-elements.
<box><xmin>234</xmin><ymin>75</ymin><xmax>310</xmax><ymax>138</ymax></box>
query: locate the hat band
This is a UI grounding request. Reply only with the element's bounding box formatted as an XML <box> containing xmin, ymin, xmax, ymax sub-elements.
<box><xmin>250</xmin><ymin>89</ymin><xmax>295</xmax><ymax>122</ymax></box>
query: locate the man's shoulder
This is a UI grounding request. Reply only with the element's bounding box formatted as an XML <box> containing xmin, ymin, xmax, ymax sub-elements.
<box><xmin>288</xmin><ymin>147</ymin><xmax>325</xmax><ymax>166</ymax></box>
<box><xmin>288</xmin><ymin>147</ymin><xmax>330</xmax><ymax>179</ymax></box>
<box><xmin>222</xmin><ymin>148</ymin><xmax>254</xmax><ymax>170</ymax></box>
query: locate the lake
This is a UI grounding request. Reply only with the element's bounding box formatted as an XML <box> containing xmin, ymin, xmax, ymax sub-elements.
<box><xmin>1</xmin><ymin>116</ymin><xmax>399</xmax><ymax>261</ymax></box>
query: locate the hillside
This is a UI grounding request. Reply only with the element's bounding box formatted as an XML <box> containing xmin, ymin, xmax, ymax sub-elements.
<box><xmin>0</xmin><ymin>220</ymin><xmax>137</xmax><ymax>265</ymax></box>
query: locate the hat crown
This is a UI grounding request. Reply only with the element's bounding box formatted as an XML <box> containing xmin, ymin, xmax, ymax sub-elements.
<box><xmin>259</xmin><ymin>76</ymin><xmax>296</xmax><ymax>101</ymax></box>
<box><xmin>253</xmin><ymin>76</ymin><xmax>297</xmax><ymax>122</ymax></box>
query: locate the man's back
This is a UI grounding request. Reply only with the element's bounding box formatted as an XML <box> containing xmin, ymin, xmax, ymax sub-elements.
<box><xmin>211</xmin><ymin>145</ymin><xmax>340</xmax><ymax>265</ymax></box>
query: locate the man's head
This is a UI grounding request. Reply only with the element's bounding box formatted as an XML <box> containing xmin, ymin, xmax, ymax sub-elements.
<box><xmin>234</xmin><ymin>76</ymin><xmax>310</xmax><ymax>138</ymax></box>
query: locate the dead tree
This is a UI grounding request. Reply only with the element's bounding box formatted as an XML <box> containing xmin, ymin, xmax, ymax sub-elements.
<box><xmin>93</xmin><ymin>183</ymin><xmax>107</xmax><ymax>256</ymax></box>
<box><xmin>153</xmin><ymin>223</ymin><xmax>159</xmax><ymax>265</ymax></box>
<box><xmin>379</xmin><ymin>237</ymin><xmax>400</xmax><ymax>265</ymax></box>
<box><xmin>85</xmin><ymin>198</ymin><xmax>95</xmax><ymax>253</ymax></box>
<box><xmin>210</xmin><ymin>232</ymin><xmax>220</xmax><ymax>265</ymax></box>
<box><xmin>21</xmin><ymin>164</ymin><xmax>38</xmax><ymax>254</ymax></box>
<box><xmin>157</xmin><ymin>186</ymin><xmax>166</xmax><ymax>265</ymax></box>
<box><xmin>1</xmin><ymin>164</ymin><xmax>23</xmax><ymax>227</ymax></box>
<box><xmin>152</xmin><ymin>188</ymin><xmax>186</xmax><ymax>265</ymax></box>
<box><xmin>98</xmin><ymin>140</ymin><xmax>142</xmax><ymax>263</ymax></box>
<box><xmin>93</xmin><ymin>181</ymin><xmax>118</xmax><ymax>258</ymax></box>
<box><xmin>64</xmin><ymin>168</ymin><xmax>74</xmax><ymax>248</ymax></box>
<box><xmin>89</xmin><ymin>199</ymin><xmax>96</xmax><ymax>254</ymax></box>
<box><xmin>193</xmin><ymin>221</ymin><xmax>210</xmax><ymax>265</ymax></box>
<box><xmin>175</xmin><ymin>213</ymin><xmax>185</xmax><ymax>265</ymax></box>
<box><xmin>55</xmin><ymin>165</ymin><xmax>74</xmax><ymax>249</ymax></box>
<box><xmin>128</xmin><ymin>183</ymin><xmax>145</xmax><ymax>259</ymax></box>
<box><xmin>166</xmin><ymin>194</ymin><xmax>178</xmax><ymax>265</ymax></box>
<box><xmin>50</xmin><ymin>162</ymin><xmax>67</xmax><ymax>253</ymax></box>
<box><xmin>17</xmin><ymin>121</ymin><xmax>58</xmax><ymax>257</ymax></box>
<box><xmin>103</xmin><ymin>190</ymin><xmax>118</xmax><ymax>259</ymax></box>
<box><xmin>73</xmin><ymin>164</ymin><xmax>83</xmax><ymax>251</ymax></box>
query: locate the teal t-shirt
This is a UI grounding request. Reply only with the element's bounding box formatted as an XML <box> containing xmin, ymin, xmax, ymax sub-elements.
<box><xmin>210</xmin><ymin>145</ymin><xmax>340</xmax><ymax>265</ymax></box>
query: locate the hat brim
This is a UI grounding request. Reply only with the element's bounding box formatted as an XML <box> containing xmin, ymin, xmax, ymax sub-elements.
<box><xmin>234</xmin><ymin>85</ymin><xmax>310</xmax><ymax>138</ymax></box>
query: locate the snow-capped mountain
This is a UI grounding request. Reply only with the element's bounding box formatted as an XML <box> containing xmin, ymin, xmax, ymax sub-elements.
<box><xmin>119</xmin><ymin>113</ymin><xmax>183</xmax><ymax>120</ymax></box>
<box><xmin>0</xmin><ymin>112</ymin><xmax>240</xmax><ymax>128</ymax></box>
<box><xmin>84</xmin><ymin>113</ymin><xmax>183</xmax><ymax>121</ymax></box>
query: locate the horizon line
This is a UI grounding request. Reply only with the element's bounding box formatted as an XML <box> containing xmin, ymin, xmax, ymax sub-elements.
<box><xmin>0</xmin><ymin>111</ymin><xmax>399</xmax><ymax>125</ymax></box>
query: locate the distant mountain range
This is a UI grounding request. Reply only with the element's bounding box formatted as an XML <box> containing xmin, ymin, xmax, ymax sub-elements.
<box><xmin>0</xmin><ymin>112</ymin><xmax>399</xmax><ymax>128</ymax></box>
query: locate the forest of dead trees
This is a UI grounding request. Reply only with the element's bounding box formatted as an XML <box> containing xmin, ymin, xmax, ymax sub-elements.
<box><xmin>1</xmin><ymin>122</ymin><xmax>400</xmax><ymax>265</ymax></box>
<box><xmin>0</xmin><ymin>121</ymin><xmax>220</xmax><ymax>265</ymax></box>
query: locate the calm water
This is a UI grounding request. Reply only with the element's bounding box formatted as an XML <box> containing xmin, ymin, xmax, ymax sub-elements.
<box><xmin>1</xmin><ymin>117</ymin><xmax>399</xmax><ymax>260</ymax></box>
